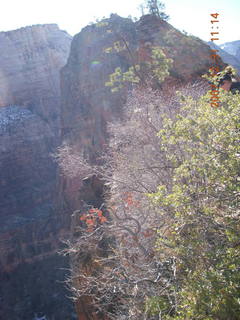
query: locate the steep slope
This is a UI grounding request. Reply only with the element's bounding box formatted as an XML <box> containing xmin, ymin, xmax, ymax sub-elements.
<box><xmin>220</xmin><ymin>40</ymin><xmax>240</xmax><ymax>61</ymax></box>
<box><xmin>60</xmin><ymin>14</ymin><xmax>224</xmax><ymax>210</ymax></box>
<box><xmin>0</xmin><ymin>106</ymin><xmax>74</xmax><ymax>319</ymax></box>
<box><xmin>0</xmin><ymin>24</ymin><xmax>72</xmax><ymax>135</ymax></box>
<box><xmin>0</xmin><ymin>25</ymin><xmax>74</xmax><ymax>319</ymax></box>
<box><xmin>0</xmin><ymin>107</ymin><xmax>56</xmax><ymax>235</ymax></box>
<box><xmin>207</xmin><ymin>41</ymin><xmax>240</xmax><ymax>74</ymax></box>
<box><xmin>61</xmin><ymin>14</ymin><xmax>220</xmax><ymax>157</ymax></box>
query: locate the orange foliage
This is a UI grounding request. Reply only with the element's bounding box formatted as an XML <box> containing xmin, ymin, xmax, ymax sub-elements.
<box><xmin>79</xmin><ymin>208</ymin><xmax>107</xmax><ymax>232</ymax></box>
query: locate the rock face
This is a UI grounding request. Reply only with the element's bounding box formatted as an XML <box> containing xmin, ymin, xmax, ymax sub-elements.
<box><xmin>208</xmin><ymin>41</ymin><xmax>240</xmax><ymax>74</ymax></box>
<box><xmin>0</xmin><ymin>106</ymin><xmax>56</xmax><ymax>235</ymax></box>
<box><xmin>220</xmin><ymin>40</ymin><xmax>240</xmax><ymax>61</ymax></box>
<box><xmin>135</xmin><ymin>15</ymin><xmax>216</xmax><ymax>81</ymax></box>
<box><xmin>0</xmin><ymin>24</ymin><xmax>72</xmax><ymax>135</ymax></box>
<box><xmin>0</xmin><ymin>26</ymin><xmax>74</xmax><ymax>319</ymax></box>
<box><xmin>60</xmin><ymin>14</ymin><xmax>223</xmax><ymax>210</ymax></box>
<box><xmin>61</xmin><ymin>14</ymin><xmax>222</xmax><ymax>157</ymax></box>
<box><xmin>61</xmin><ymin>15</ymin><xmax>135</xmax><ymax>158</ymax></box>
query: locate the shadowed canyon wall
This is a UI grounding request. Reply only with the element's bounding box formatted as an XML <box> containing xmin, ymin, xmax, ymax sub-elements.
<box><xmin>0</xmin><ymin>25</ymin><xmax>74</xmax><ymax>319</ymax></box>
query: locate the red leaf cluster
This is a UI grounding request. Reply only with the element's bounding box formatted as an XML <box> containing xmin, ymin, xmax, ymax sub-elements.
<box><xmin>79</xmin><ymin>208</ymin><xmax>107</xmax><ymax>232</ymax></box>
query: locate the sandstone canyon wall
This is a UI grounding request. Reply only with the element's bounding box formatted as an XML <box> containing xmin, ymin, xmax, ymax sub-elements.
<box><xmin>0</xmin><ymin>24</ymin><xmax>72</xmax><ymax>135</ymax></box>
<box><xmin>0</xmin><ymin>25</ymin><xmax>74</xmax><ymax>319</ymax></box>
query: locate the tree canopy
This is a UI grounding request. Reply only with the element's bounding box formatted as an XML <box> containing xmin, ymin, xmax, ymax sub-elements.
<box><xmin>143</xmin><ymin>0</ymin><xmax>169</xmax><ymax>20</ymax></box>
<box><xmin>59</xmin><ymin>64</ymin><xmax>240</xmax><ymax>318</ymax></box>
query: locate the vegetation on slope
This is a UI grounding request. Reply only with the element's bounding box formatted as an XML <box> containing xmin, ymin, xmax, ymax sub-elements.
<box><xmin>57</xmin><ymin>3</ymin><xmax>239</xmax><ymax>317</ymax></box>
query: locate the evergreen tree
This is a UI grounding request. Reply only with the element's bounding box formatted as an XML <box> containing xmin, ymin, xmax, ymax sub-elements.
<box><xmin>144</xmin><ymin>0</ymin><xmax>169</xmax><ymax>20</ymax></box>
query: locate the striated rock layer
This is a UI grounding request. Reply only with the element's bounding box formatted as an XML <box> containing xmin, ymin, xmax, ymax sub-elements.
<box><xmin>0</xmin><ymin>24</ymin><xmax>72</xmax><ymax>135</ymax></box>
<box><xmin>0</xmin><ymin>26</ymin><xmax>74</xmax><ymax>319</ymax></box>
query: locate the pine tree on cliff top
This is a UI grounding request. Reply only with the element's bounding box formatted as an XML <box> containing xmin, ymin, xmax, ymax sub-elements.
<box><xmin>144</xmin><ymin>0</ymin><xmax>169</xmax><ymax>21</ymax></box>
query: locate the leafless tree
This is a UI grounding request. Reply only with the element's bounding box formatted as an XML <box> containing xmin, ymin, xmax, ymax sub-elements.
<box><xmin>57</xmin><ymin>83</ymin><xmax>207</xmax><ymax>319</ymax></box>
